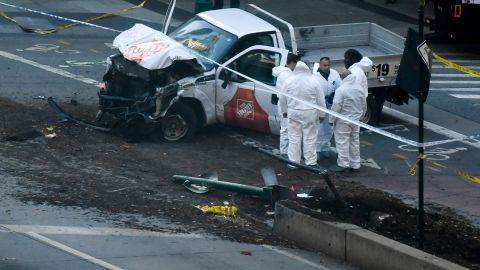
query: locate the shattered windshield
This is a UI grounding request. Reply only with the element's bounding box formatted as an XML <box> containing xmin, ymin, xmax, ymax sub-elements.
<box><xmin>169</xmin><ymin>16</ymin><xmax>237</xmax><ymax>70</ymax></box>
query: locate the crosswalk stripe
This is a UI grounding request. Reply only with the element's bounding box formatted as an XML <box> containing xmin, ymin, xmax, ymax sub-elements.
<box><xmin>430</xmin><ymin>80</ymin><xmax>480</xmax><ymax>84</ymax></box>
<box><xmin>431</xmin><ymin>73</ymin><xmax>478</xmax><ymax>78</ymax></box>
<box><xmin>433</xmin><ymin>59</ymin><xmax>480</xmax><ymax>64</ymax></box>
<box><xmin>432</xmin><ymin>64</ymin><xmax>480</xmax><ymax>69</ymax></box>
<box><xmin>430</xmin><ymin>88</ymin><xmax>480</xmax><ymax>91</ymax></box>
<box><xmin>449</xmin><ymin>94</ymin><xmax>480</xmax><ymax>99</ymax></box>
<box><xmin>430</xmin><ymin>55</ymin><xmax>480</xmax><ymax>98</ymax></box>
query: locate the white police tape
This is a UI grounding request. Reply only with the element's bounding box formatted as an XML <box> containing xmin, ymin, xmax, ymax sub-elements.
<box><xmin>189</xmin><ymin>50</ymin><xmax>479</xmax><ymax>148</ymax></box>
<box><xmin>0</xmin><ymin>1</ymin><xmax>121</xmax><ymax>33</ymax></box>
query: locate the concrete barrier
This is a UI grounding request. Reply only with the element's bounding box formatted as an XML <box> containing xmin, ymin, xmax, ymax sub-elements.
<box><xmin>273</xmin><ymin>201</ymin><xmax>469</xmax><ymax>270</ymax></box>
<box><xmin>273</xmin><ymin>201</ymin><xmax>360</xmax><ymax>260</ymax></box>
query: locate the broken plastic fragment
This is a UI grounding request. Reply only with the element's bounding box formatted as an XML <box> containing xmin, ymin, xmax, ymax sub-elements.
<box><xmin>46</xmin><ymin>125</ymin><xmax>57</xmax><ymax>132</ymax></box>
<box><xmin>45</xmin><ymin>133</ymin><xmax>57</xmax><ymax>139</ymax></box>
<box><xmin>297</xmin><ymin>193</ymin><xmax>313</xmax><ymax>198</ymax></box>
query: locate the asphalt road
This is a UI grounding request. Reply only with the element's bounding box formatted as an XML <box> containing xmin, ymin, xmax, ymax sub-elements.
<box><xmin>1</xmin><ymin>0</ymin><xmax>479</xmax><ymax>269</ymax></box>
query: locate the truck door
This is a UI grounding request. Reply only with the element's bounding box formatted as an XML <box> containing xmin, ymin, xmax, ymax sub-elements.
<box><xmin>215</xmin><ymin>45</ymin><xmax>288</xmax><ymax>134</ymax></box>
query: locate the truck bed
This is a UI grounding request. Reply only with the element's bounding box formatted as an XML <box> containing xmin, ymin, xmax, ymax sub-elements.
<box><xmin>296</xmin><ymin>22</ymin><xmax>404</xmax><ymax>61</ymax></box>
<box><xmin>295</xmin><ymin>22</ymin><xmax>405</xmax><ymax>88</ymax></box>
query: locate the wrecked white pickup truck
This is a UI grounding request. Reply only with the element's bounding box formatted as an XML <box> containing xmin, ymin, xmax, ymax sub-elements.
<box><xmin>52</xmin><ymin>4</ymin><xmax>407</xmax><ymax>142</ymax></box>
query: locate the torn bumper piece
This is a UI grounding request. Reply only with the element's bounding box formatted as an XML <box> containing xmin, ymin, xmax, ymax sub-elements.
<box><xmin>47</xmin><ymin>97</ymin><xmax>112</xmax><ymax>132</ymax></box>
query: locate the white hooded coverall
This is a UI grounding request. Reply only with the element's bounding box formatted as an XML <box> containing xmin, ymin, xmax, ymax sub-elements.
<box><xmin>312</xmin><ymin>66</ymin><xmax>342</xmax><ymax>153</ymax></box>
<box><xmin>281</xmin><ymin>61</ymin><xmax>326</xmax><ymax>166</ymax></box>
<box><xmin>330</xmin><ymin>74</ymin><xmax>367</xmax><ymax>169</ymax></box>
<box><xmin>348</xmin><ymin>56</ymin><xmax>372</xmax><ymax>96</ymax></box>
<box><xmin>272</xmin><ymin>66</ymin><xmax>293</xmax><ymax>155</ymax></box>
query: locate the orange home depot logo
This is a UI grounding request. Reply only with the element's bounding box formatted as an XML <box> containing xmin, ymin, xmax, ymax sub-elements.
<box><xmin>123</xmin><ymin>39</ymin><xmax>170</xmax><ymax>63</ymax></box>
<box><xmin>224</xmin><ymin>87</ymin><xmax>270</xmax><ymax>133</ymax></box>
<box><xmin>236</xmin><ymin>99</ymin><xmax>254</xmax><ymax>120</ymax></box>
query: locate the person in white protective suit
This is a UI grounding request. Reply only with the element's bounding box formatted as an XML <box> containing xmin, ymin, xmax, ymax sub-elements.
<box><xmin>281</xmin><ymin>61</ymin><xmax>326</xmax><ymax>168</ymax></box>
<box><xmin>329</xmin><ymin>70</ymin><xmax>367</xmax><ymax>172</ymax></box>
<box><xmin>344</xmin><ymin>49</ymin><xmax>372</xmax><ymax>96</ymax></box>
<box><xmin>272</xmin><ymin>53</ymin><xmax>300</xmax><ymax>157</ymax></box>
<box><xmin>313</xmin><ymin>57</ymin><xmax>342</xmax><ymax>158</ymax></box>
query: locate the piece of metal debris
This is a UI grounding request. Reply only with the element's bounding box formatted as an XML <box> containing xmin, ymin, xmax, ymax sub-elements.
<box><xmin>13</xmin><ymin>16</ymin><xmax>55</xmax><ymax>33</ymax></box>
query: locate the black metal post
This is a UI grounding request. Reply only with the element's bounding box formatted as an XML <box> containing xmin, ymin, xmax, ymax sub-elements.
<box><xmin>417</xmin><ymin>0</ymin><xmax>425</xmax><ymax>250</ymax></box>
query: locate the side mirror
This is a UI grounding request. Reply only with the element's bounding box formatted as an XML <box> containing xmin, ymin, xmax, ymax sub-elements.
<box><xmin>219</xmin><ymin>69</ymin><xmax>229</xmax><ymax>80</ymax></box>
<box><xmin>220</xmin><ymin>69</ymin><xmax>230</xmax><ymax>88</ymax></box>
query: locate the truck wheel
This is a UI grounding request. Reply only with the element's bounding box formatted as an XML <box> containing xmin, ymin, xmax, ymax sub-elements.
<box><xmin>361</xmin><ymin>96</ymin><xmax>380</xmax><ymax>126</ymax></box>
<box><xmin>161</xmin><ymin>102</ymin><xmax>198</xmax><ymax>142</ymax></box>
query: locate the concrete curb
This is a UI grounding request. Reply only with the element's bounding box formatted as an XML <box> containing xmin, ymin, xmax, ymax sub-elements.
<box><xmin>273</xmin><ymin>201</ymin><xmax>469</xmax><ymax>270</ymax></box>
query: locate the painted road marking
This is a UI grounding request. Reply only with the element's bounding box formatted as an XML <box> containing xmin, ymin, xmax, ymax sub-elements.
<box><xmin>24</xmin><ymin>232</ymin><xmax>124</xmax><ymax>270</ymax></box>
<box><xmin>449</xmin><ymin>94</ymin><xmax>480</xmax><ymax>99</ymax></box>
<box><xmin>398</xmin><ymin>144</ymin><xmax>467</xmax><ymax>161</ymax></box>
<box><xmin>0</xmin><ymin>225</ymin><xmax>206</xmax><ymax>239</ymax></box>
<box><xmin>262</xmin><ymin>245</ymin><xmax>331</xmax><ymax>270</ymax></box>
<box><xmin>0</xmin><ymin>50</ymin><xmax>99</xmax><ymax>85</ymax></box>
<box><xmin>431</xmin><ymin>74</ymin><xmax>478</xmax><ymax>78</ymax></box>
<box><xmin>432</xmin><ymin>64</ymin><xmax>480</xmax><ymax>69</ymax></box>
<box><xmin>433</xmin><ymin>59</ymin><xmax>480</xmax><ymax>64</ymax></box>
<box><xmin>382</xmin><ymin>107</ymin><xmax>480</xmax><ymax>150</ymax></box>
<box><xmin>430</xmin><ymin>80</ymin><xmax>480</xmax><ymax>84</ymax></box>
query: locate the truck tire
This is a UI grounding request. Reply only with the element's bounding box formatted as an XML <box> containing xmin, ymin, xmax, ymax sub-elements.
<box><xmin>362</xmin><ymin>96</ymin><xmax>381</xmax><ymax>126</ymax></box>
<box><xmin>161</xmin><ymin>102</ymin><xmax>198</xmax><ymax>142</ymax></box>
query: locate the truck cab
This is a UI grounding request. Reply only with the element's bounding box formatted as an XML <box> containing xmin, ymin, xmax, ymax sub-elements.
<box><xmin>168</xmin><ymin>8</ymin><xmax>289</xmax><ymax>137</ymax></box>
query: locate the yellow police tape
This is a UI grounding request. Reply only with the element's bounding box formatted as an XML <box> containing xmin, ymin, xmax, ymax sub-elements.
<box><xmin>0</xmin><ymin>0</ymin><xmax>147</xmax><ymax>34</ymax></box>
<box><xmin>432</xmin><ymin>52</ymin><xmax>480</xmax><ymax>77</ymax></box>
<box><xmin>410</xmin><ymin>154</ymin><xmax>480</xmax><ymax>184</ymax></box>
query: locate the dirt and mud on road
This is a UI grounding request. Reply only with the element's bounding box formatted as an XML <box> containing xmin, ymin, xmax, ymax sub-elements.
<box><xmin>0</xmin><ymin>97</ymin><xmax>479</xmax><ymax>269</ymax></box>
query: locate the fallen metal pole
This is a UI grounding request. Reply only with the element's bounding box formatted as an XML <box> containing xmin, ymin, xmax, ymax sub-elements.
<box><xmin>173</xmin><ymin>175</ymin><xmax>273</xmax><ymax>202</ymax></box>
<box><xmin>257</xmin><ymin>148</ymin><xmax>347</xmax><ymax>207</ymax></box>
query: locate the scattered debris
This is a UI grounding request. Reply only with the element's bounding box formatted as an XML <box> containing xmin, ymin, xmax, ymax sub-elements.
<box><xmin>297</xmin><ymin>193</ymin><xmax>313</xmax><ymax>198</ymax></box>
<box><xmin>120</xmin><ymin>144</ymin><xmax>131</xmax><ymax>149</ymax></box>
<box><xmin>45</xmin><ymin>133</ymin><xmax>57</xmax><ymax>139</ymax></box>
<box><xmin>196</xmin><ymin>205</ymin><xmax>238</xmax><ymax>216</ymax></box>
<box><xmin>46</xmin><ymin>125</ymin><xmax>57</xmax><ymax>133</ymax></box>
<box><xmin>106</xmin><ymin>187</ymin><xmax>135</xmax><ymax>193</ymax></box>
<box><xmin>182</xmin><ymin>171</ymin><xmax>219</xmax><ymax>194</ymax></box>
<box><xmin>370</xmin><ymin>211</ymin><xmax>393</xmax><ymax>226</ymax></box>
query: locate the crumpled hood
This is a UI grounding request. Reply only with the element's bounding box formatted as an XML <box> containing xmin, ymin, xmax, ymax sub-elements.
<box><xmin>293</xmin><ymin>61</ymin><xmax>311</xmax><ymax>74</ymax></box>
<box><xmin>272</xmin><ymin>66</ymin><xmax>291</xmax><ymax>77</ymax></box>
<box><xmin>113</xmin><ymin>23</ymin><xmax>204</xmax><ymax>71</ymax></box>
